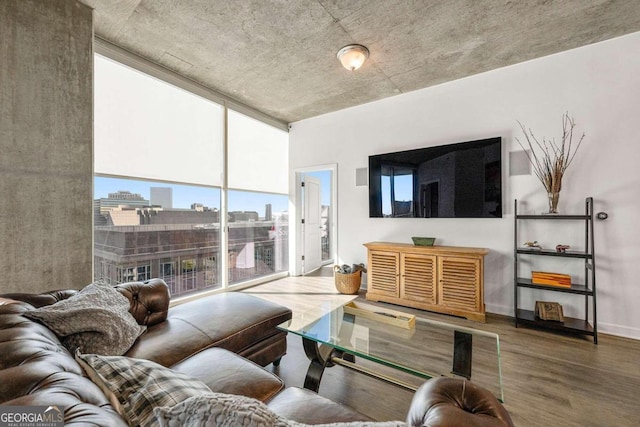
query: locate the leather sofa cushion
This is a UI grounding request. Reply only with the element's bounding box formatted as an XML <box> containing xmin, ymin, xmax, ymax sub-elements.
<box><xmin>171</xmin><ymin>347</ymin><xmax>284</xmax><ymax>403</ymax></box>
<box><xmin>126</xmin><ymin>292</ymin><xmax>291</xmax><ymax>367</ymax></box>
<box><xmin>267</xmin><ymin>387</ymin><xmax>372</xmax><ymax>424</ymax></box>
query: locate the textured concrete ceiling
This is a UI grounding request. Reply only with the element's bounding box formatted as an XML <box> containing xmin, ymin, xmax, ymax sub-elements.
<box><xmin>84</xmin><ymin>0</ymin><xmax>640</xmax><ymax>125</ymax></box>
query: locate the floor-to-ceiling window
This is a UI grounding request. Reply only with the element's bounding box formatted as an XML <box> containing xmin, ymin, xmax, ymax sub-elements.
<box><xmin>227</xmin><ymin>110</ymin><xmax>289</xmax><ymax>286</ymax></box>
<box><xmin>92</xmin><ymin>176</ymin><xmax>222</xmax><ymax>298</ymax></box>
<box><xmin>93</xmin><ymin>53</ymin><xmax>288</xmax><ymax>298</ymax></box>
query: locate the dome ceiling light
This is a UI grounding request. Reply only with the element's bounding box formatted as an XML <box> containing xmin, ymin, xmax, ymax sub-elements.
<box><xmin>337</xmin><ymin>44</ymin><xmax>369</xmax><ymax>71</ymax></box>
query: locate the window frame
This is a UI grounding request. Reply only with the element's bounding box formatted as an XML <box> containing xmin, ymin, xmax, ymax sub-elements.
<box><xmin>92</xmin><ymin>43</ymin><xmax>290</xmax><ymax>299</ymax></box>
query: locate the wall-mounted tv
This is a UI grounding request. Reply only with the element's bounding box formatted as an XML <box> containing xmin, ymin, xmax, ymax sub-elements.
<box><xmin>369</xmin><ymin>137</ymin><xmax>502</xmax><ymax>218</ymax></box>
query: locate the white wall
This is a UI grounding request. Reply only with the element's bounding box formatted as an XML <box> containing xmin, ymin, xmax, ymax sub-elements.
<box><xmin>289</xmin><ymin>32</ymin><xmax>640</xmax><ymax>339</ymax></box>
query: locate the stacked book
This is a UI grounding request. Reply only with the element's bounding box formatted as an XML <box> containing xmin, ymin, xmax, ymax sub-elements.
<box><xmin>531</xmin><ymin>271</ymin><xmax>571</xmax><ymax>287</ymax></box>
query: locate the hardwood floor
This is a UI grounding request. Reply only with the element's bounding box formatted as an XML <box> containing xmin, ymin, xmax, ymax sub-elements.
<box><xmin>244</xmin><ymin>273</ymin><xmax>640</xmax><ymax>426</ymax></box>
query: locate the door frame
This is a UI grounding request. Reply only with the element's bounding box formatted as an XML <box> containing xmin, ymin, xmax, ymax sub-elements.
<box><xmin>292</xmin><ymin>164</ymin><xmax>338</xmax><ymax>276</ymax></box>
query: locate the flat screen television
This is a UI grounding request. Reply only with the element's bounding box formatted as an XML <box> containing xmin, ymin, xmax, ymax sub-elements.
<box><xmin>369</xmin><ymin>137</ymin><xmax>502</xmax><ymax>218</ymax></box>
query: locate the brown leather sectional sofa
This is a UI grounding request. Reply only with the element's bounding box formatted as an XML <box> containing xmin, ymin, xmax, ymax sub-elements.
<box><xmin>0</xmin><ymin>279</ymin><xmax>514</xmax><ymax>426</ymax></box>
<box><xmin>0</xmin><ymin>279</ymin><xmax>377</xmax><ymax>425</ymax></box>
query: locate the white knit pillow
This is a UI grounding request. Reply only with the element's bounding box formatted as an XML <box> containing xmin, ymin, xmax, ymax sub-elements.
<box><xmin>153</xmin><ymin>393</ymin><xmax>407</xmax><ymax>427</ymax></box>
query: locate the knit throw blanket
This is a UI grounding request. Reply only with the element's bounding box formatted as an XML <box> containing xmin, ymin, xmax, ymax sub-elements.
<box><xmin>24</xmin><ymin>282</ymin><xmax>145</xmax><ymax>355</ymax></box>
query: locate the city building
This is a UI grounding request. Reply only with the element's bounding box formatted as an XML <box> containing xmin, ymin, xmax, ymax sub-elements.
<box><xmin>150</xmin><ymin>187</ymin><xmax>173</xmax><ymax>209</ymax></box>
<box><xmin>93</xmin><ymin>191</ymin><xmax>149</xmax><ymax>226</ymax></box>
<box><xmin>93</xmin><ymin>204</ymin><xmax>287</xmax><ymax>298</ymax></box>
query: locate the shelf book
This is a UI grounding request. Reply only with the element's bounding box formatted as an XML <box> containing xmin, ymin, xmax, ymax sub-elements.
<box><xmin>531</xmin><ymin>271</ymin><xmax>571</xmax><ymax>287</ymax></box>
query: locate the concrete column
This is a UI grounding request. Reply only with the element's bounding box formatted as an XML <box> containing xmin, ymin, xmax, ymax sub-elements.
<box><xmin>0</xmin><ymin>0</ymin><xmax>93</xmax><ymax>293</ymax></box>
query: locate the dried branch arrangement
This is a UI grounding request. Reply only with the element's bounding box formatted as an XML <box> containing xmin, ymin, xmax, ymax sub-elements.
<box><xmin>515</xmin><ymin>112</ymin><xmax>585</xmax><ymax>211</ymax></box>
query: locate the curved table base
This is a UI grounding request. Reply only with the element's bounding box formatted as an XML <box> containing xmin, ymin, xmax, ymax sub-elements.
<box><xmin>302</xmin><ymin>338</ymin><xmax>354</xmax><ymax>392</ymax></box>
<box><xmin>300</xmin><ymin>330</ymin><xmax>473</xmax><ymax>393</ymax></box>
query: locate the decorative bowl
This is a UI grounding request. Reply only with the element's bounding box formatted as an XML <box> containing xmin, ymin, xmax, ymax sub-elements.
<box><xmin>411</xmin><ymin>237</ymin><xmax>436</xmax><ymax>246</ymax></box>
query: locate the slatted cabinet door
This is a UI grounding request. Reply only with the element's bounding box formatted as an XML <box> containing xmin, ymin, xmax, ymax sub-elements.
<box><xmin>400</xmin><ymin>253</ymin><xmax>437</xmax><ymax>304</ymax></box>
<box><xmin>438</xmin><ymin>256</ymin><xmax>481</xmax><ymax>312</ymax></box>
<box><xmin>367</xmin><ymin>250</ymin><xmax>399</xmax><ymax>298</ymax></box>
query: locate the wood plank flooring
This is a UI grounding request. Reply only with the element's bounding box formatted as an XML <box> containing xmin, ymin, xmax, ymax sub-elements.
<box><xmin>244</xmin><ymin>272</ymin><xmax>640</xmax><ymax>426</ymax></box>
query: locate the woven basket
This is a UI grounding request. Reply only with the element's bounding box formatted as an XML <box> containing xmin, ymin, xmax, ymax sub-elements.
<box><xmin>334</xmin><ymin>265</ymin><xmax>362</xmax><ymax>295</ymax></box>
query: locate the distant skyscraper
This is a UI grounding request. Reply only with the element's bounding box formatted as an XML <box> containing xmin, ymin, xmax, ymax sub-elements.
<box><xmin>151</xmin><ymin>187</ymin><xmax>173</xmax><ymax>208</ymax></box>
<box><xmin>265</xmin><ymin>203</ymin><xmax>272</xmax><ymax>221</ymax></box>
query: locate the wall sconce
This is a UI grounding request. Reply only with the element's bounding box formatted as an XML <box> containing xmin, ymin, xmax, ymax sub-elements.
<box><xmin>337</xmin><ymin>44</ymin><xmax>369</xmax><ymax>71</ymax></box>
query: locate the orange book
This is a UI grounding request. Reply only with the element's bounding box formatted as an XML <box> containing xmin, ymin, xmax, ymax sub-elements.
<box><xmin>531</xmin><ymin>271</ymin><xmax>571</xmax><ymax>287</ymax></box>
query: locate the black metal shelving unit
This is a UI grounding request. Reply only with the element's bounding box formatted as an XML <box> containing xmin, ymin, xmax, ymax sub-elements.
<box><xmin>514</xmin><ymin>197</ymin><xmax>597</xmax><ymax>344</ymax></box>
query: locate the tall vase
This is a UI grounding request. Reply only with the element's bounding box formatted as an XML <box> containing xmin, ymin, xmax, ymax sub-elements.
<box><xmin>547</xmin><ymin>191</ymin><xmax>560</xmax><ymax>214</ymax></box>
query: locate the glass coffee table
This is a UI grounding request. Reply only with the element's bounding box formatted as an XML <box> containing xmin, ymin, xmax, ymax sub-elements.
<box><xmin>278</xmin><ymin>303</ymin><xmax>504</xmax><ymax>401</ymax></box>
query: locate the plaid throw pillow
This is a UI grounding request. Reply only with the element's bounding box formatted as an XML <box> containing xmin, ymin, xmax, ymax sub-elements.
<box><xmin>76</xmin><ymin>352</ymin><xmax>212</xmax><ymax>427</ymax></box>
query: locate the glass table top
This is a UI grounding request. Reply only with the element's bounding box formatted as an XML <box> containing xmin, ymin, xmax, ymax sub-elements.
<box><xmin>278</xmin><ymin>303</ymin><xmax>503</xmax><ymax>401</ymax></box>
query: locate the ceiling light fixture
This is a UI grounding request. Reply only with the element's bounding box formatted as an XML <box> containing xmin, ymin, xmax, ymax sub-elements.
<box><xmin>337</xmin><ymin>44</ymin><xmax>369</xmax><ymax>71</ymax></box>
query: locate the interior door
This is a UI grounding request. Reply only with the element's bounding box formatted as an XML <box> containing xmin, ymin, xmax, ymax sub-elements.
<box><xmin>303</xmin><ymin>175</ymin><xmax>322</xmax><ymax>274</ymax></box>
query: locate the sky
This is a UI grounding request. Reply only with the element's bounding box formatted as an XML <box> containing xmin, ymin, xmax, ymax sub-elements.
<box><xmin>381</xmin><ymin>174</ymin><xmax>413</xmax><ymax>215</ymax></box>
<box><xmin>94</xmin><ymin>176</ymin><xmax>289</xmax><ymax>213</ymax></box>
<box><xmin>305</xmin><ymin>170</ymin><xmax>331</xmax><ymax>206</ymax></box>
<box><xmin>94</xmin><ymin>172</ymin><xmax>332</xmax><ymax>213</ymax></box>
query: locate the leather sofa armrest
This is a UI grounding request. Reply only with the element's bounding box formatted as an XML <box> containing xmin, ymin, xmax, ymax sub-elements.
<box><xmin>0</xmin><ymin>290</ymin><xmax>78</xmax><ymax>308</ymax></box>
<box><xmin>406</xmin><ymin>377</ymin><xmax>514</xmax><ymax>427</ymax></box>
<box><xmin>115</xmin><ymin>278</ymin><xmax>170</xmax><ymax>326</ymax></box>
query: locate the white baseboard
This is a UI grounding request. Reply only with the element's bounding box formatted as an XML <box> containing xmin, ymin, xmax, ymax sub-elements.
<box><xmin>485</xmin><ymin>303</ymin><xmax>512</xmax><ymax>317</ymax></box>
<box><xmin>596</xmin><ymin>322</ymin><xmax>640</xmax><ymax>341</ymax></box>
<box><xmin>485</xmin><ymin>303</ymin><xmax>640</xmax><ymax>341</ymax></box>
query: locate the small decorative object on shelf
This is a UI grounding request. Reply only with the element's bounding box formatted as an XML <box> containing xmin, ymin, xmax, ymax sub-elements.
<box><xmin>411</xmin><ymin>236</ymin><xmax>436</xmax><ymax>246</ymax></box>
<box><xmin>334</xmin><ymin>263</ymin><xmax>366</xmax><ymax>295</ymax></box>
<box><xmin>535</xmin><ymin>301</ymin><xmax>565</xmax><ymax>322</ymax></box>
<box><xmin>516</xmin><ymin>112</ymin><xmax>586</xmax><ymax>214</ymax></box>
<box><xmin>522</xmin><ymin>240</ymin><xmax>541</xmax><ymax>250</ymax></box>
<box><xmin>555</xmin><ymin>244</ymin><xmax>570</xmax><ymax>253</ymax></box>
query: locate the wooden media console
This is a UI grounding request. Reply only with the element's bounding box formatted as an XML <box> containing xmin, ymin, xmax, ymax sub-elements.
<box><xmin>363</xmin><ymin>242</ymin><xmax>488</xmax><ymax>322</ymax></box>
